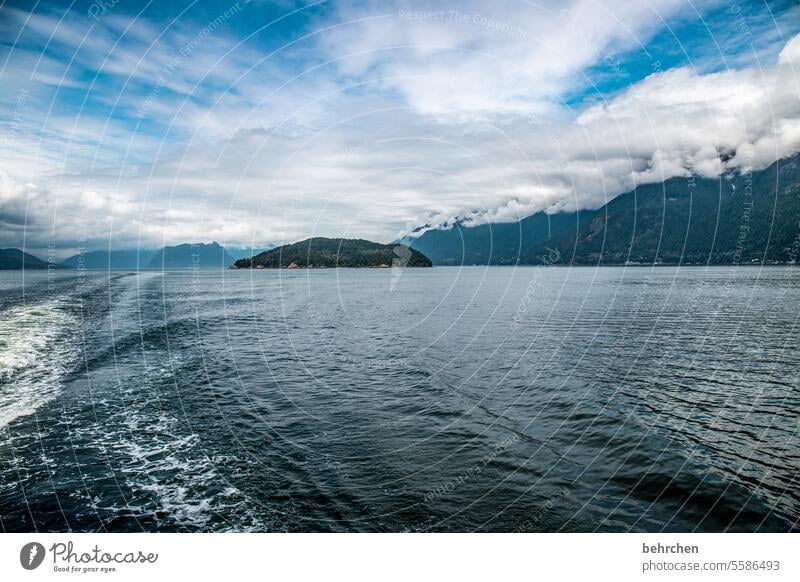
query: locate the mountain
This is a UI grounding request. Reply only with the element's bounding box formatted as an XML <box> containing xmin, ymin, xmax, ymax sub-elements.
<box><xmin>401</xmin><ymin>210</ymin><xmax>588</xmax><ymax>266</ymax></box>
<box><xmin>406</xmin><ymin>154</ymin><xmax>800</xmax><ymax>266</ymax></box>
<box><xmin>225</xmin><ymin>244</ymin><xmax>276</xmax><ymax>260</ymax></box>
<box><xmin>0</xmin><ymin>248</ymin><xmax>58</xmax><ymax>270</ymax></box>
<box><xmin>233</xmin><ymin>237</ymin><xmax>432</xmax><ymax>268</ymax></box>
<box><xmin>147</xmin><ymin>242</ymin><xmax>235</xmax><ymax>269</ymax></box>
<box><xmin>528</xmin><ymin>154</ymin><xmax>800</xmax><ymax>265</ymax></box>
<box><xmin>61</xmin><ymin>249</ymin><xmax>156</xmax><ymax>270</ymax></box>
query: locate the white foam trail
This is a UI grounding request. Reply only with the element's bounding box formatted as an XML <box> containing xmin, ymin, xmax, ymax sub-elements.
<box><xmin>0</xmin><ymin>298</ymin><xmax>78</xmax><ymax>428</ymax></box>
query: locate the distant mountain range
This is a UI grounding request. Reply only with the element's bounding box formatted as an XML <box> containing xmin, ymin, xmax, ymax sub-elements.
<box><xmin>5</xmin><ymin>155</ymin><xmax>798</xmax><ymax>271</ymax></box>
<box><xmin>146</xmin><ymin>242</ymin><xmax>234</xmax><ymax>269</ymax></box>
<box><xmin>61</xmin><ymin>249</ymin><xmax>156</xmax><ymax>270</ymax></box>
<box><xmin>54</xmin><ymin>242</ymin><xmax>276</xmax><ymax>270</ymax></box>
<box><xmin>1</xmin><ymin>242</ymin><xmax>279</xmax><ymax>270</ymax></box>
<box><xmin>0</xmin><ymin>248</ymin><xmax>59</xmax><ymax>270</ymax></box>
<box><xmin>406</xmin><ymin>154</ymin><xmax>800</xmax><ymax>266</ymax></box>
<box><xmin>233</xmin><ymin>238</ymin><xmax>432</xmax><ymax>268</ymax></box>
<box><xmin>400</xmin><ymin>211</ymin><xmax>589</xmax><ymax>266</ymax></box>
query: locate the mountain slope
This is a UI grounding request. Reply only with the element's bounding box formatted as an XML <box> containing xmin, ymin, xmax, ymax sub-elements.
<box><xmin>527</xmin><ymin>154</ymin><xmax>800</xmax><ymax>265</ymax></box>
<box><xmin>61</xmin><ymin>249</ymin><xmax>156</xmax><ymax>270</ymax></box>
<box><xmin>147</xmin><ymin>242</ymin><xmax>235</xmax><ymax>269</ymax></box>
<box><xmin>233</xmin><ymin>238</ymin><xmax>432</xmax><ymax>268</ymax></box>
<box><xmin>0</xmin><ymin>248</ymin><xmax>56</xmax><ymax>270</ymax></box>
<box><xmin>402</xmin><ymin>210</ymin><xmax>588</xmax><ymax>266</ymax></box>
<box><xmin>225</xmin><ymin>245</ymin><xmax>276</xmax><ymax>260</ymax></box>
<box><xmin>406</xmin><ymin>154</ymin><xmax>800</xmax><ymax>266</ymax></box>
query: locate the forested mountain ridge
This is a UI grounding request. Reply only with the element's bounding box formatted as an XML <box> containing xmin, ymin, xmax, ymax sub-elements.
<box><xmin>406</xmin><ymin>154</ymin><xmax>800</xmax><ymax>266</ymax></box>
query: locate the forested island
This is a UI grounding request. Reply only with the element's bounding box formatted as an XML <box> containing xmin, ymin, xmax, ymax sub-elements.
<box><xmin>232</xmin><ymin>238</ymin><xmax>432</xmax><ymax>269</ymax></box>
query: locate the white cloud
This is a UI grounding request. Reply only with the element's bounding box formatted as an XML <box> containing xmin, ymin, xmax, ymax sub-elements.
<box><xmin>779</xmin><ymin>33</ymin><xmax>800</xmax><ymax>65</ymax></box>
<box><xmin>574</xmin><ymin>54</ymin><xmax>800</xmax><ymax>180</ymax></box>
<box><xmin>0</xmin><ymin>1</ymin><xmax>799</xmax><ymax>253</ymax></box>
<box><xmin>317</xmin><ymin>0</ymin><xmax>693</xmax><ymax>117</ymax></box>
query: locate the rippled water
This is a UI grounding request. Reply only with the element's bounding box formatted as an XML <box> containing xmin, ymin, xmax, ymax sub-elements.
<box><xmin>0</xmin><ymin>267</ymin><xmax>798</xmax><ymax>532</ymax></box>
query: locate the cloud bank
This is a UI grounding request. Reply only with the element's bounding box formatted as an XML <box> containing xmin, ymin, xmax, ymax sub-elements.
<box><xmin>0</xmin><ymin>0</ymin><xmax>799</xmax><ymax>255</ymax></box>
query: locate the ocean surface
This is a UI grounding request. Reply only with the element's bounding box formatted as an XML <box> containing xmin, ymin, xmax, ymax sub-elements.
<box><xmin>0</xmin><ymin>266</ymin><xmax>798</xmax><ymax>532</ymax></box>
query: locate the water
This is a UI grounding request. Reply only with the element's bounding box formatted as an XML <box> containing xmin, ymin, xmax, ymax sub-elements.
<box><xmin>0</xmin><ymin>266</ymin><xmax>798</xmax><ymax>532</ymax></box>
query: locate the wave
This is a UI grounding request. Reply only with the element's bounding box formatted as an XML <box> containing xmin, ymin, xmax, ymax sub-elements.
<box><xmin>0</xmin><ymin>298</ymin><xmax>79</xmax><ymax>429</ymax></box>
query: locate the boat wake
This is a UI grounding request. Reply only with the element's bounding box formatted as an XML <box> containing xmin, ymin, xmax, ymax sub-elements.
<box><xmin>0</xmin><ymin>298</ymin><xmax>80</xmax><ymax>429</ymax></box>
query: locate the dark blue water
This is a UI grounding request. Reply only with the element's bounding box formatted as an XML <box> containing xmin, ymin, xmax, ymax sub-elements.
<box><xmin>0</xmin><ymin>266</ymin><xmax>798</xmax><ymax>532</ymax></box>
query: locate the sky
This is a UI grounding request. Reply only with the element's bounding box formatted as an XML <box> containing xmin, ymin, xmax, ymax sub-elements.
<box><xmin>1</xmin><ymin>0</ymin><xmax>800</xmax><ymax>257</ymax></box>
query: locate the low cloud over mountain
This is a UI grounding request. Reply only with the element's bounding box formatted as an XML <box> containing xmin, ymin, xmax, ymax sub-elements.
<box><xmin>1</xmin><ymin>1</ymin><xmax>798</xmax><ymax>254</ymax></box>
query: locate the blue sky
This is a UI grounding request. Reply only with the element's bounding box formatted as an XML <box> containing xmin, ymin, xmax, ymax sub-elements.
<box><xmin>1</xmin><ymin>0</ymin><xmax>799</xmax><ymax>255</ymax></box>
